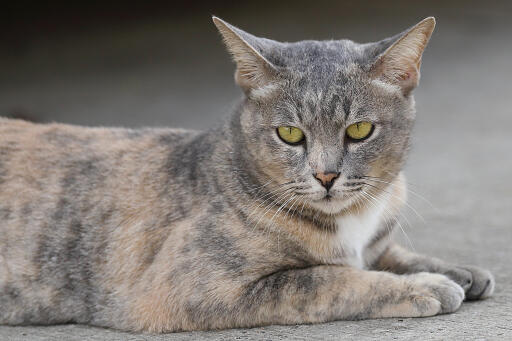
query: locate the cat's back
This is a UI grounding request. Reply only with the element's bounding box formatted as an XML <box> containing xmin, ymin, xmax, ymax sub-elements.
<box><xmin>0</xmin><ymin>117</ymin><xmax>198</xmax><ymax>177</ymax></box>
<box><xmin>0</xmin><ymin>117</ymin><xmax>197</xmax><ymax>155</ymax></box>
<box><xmin>0</xmin><ymin>116</ymin><xmax>201</xmax><ymax>224</ymax></box>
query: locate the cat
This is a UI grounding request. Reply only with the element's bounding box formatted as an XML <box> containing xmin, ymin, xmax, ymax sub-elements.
<box><xmin>0</xmin><ymin>16</ymin><xmax>494</xmax><ymax>333</ymax></box>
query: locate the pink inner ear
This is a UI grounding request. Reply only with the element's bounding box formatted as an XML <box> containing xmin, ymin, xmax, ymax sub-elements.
<box><xmin>400</xmin><ymin>72</ymin><xmax>411</xmax><ymax>81</ymax></box>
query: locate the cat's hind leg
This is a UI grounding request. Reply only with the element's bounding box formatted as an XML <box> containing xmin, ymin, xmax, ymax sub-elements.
<box><xmin>0</xmin><ymin>281</ymin><xmax>74</xmax><ymax>325</ymax></box>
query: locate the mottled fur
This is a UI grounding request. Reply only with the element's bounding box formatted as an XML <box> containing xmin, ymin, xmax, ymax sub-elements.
<box><xmin>0</xmin><ymin>17</ymin><xmax>494</xmax><ymax>332</ymax></box>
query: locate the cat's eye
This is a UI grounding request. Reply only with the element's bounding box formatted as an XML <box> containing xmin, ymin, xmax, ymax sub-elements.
<box><xmin>277</xmin><ymin>126</ymin><xmax>305</xmax><ymax>145</ymax></box>
<box><xmin>346</xmin><ymin>122</ymin><xmax>374</xmax><ymax>141</ymax></box>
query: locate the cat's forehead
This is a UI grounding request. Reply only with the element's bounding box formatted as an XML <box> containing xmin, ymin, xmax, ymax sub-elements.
<box><xmin>283</xmin><ymin>88</ymin><xmax>359</xmax><ymax>127</ymax></box>
<box><xmin>267</xmin><ymin>40</ymin><xmax>373</xmax><ymax>96</ymax></box>
<box><xmin>274</xmin><ymin>68</ymin><xmax>397</xmax><ymax>127</ymax></box>
<box><xmin>259</xmin><ymin>40</ymin><xmax>400</xmax><ymax>125</ymax></box>
<box><xmin>268</xmin><ymin>39</ymin><xmax>365</xmax><ymax>70</ymax></box>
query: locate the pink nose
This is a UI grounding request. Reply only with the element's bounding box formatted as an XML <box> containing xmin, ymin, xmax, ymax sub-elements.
<box><xmin>314</xmin><ymin>172</ymin><xmax>339</xmax><ymax>191</ymax></box>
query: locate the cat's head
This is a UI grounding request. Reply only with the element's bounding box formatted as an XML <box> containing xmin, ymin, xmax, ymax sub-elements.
<box><xmin>214</xmin><ymin>17</ymin><xmax>435</xmax><ymax>215</ymax></box>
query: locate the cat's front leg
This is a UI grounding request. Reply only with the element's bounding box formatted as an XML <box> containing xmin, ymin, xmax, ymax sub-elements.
<box><xmin>123</xmin><ymin>265</ymin><xmax>465</xmax><ymax>331</ymax></box>
<box><xmin>374</xmin><ymin>243</ymin><xmax>495</xmax><ymax>300</ymax></box>
<box><xmin>233</xmin><ymin>266</ymin><xmax>463</xmax><ymax>328</ymax></box>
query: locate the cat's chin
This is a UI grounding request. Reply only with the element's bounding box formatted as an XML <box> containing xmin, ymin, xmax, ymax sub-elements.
<box><xmin>308</xmin><ymin>196</ymin><xmax>354</xmax><ymax>215</ymax></box>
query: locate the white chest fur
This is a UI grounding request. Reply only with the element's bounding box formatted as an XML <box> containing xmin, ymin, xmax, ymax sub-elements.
<box><xmin>334</xmin><ymin>191</ymin><xmax>391</xmax><ymax>269</ymax></box>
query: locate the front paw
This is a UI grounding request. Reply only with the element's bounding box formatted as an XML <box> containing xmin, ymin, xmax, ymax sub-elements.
<box><xmin>443</xmin><ymin>266</ymin><xmax>495</xmax><ymax>300</ymax></box>
<box><xmin>407</xmin><ymin>272</ymin><xmax>464</xmax><ymax>314</ymax></box>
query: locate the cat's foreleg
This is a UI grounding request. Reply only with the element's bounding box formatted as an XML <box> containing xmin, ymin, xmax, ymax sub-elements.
<box><xmin>233</xmin><ymin>265</ymin><xmax>463</xmax><ymax>327</ymax></box>
<box><xmin>130</xmin><ymin>263</ymin><xmax>465</xmax><ymax>331</ymax></box>
<box><xmin>374</xmin><ymin>243</ymin><xmax>494</xmax><ymax>300</ymax></box>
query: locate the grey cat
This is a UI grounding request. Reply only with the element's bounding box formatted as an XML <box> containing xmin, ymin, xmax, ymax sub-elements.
<box><xmin>0</xmin><ymin>16</ymin><xmax>494</xmax><ymax>332</ymax></box>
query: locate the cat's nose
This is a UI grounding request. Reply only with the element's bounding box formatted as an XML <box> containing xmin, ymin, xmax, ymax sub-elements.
<box><xmin>314</xmin><ymin>172</ymin><xmax>340</xmax><ymax>191</ymax></box>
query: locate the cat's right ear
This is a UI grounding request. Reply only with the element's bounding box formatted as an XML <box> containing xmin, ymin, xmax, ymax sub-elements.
<box><xmin>213</xmin><ymin>17</ymin><xmax>277</xmax><ymax>93</ymax></box>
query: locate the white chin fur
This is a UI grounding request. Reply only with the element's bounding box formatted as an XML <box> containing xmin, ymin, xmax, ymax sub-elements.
<box><xmin>309</xmin><ymin>197</ymin><xmax>355</xmax><ymax>215</ymax></box>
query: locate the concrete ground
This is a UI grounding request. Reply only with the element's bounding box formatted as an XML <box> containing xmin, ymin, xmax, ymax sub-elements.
<box><xmin>1</xmin><ymin>1</ymin><xmax>511</xmax><ymax>340</ymax></box>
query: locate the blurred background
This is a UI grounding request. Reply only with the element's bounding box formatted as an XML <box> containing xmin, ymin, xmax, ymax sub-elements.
<box><xmin>1</xmin><ymin>1</ymin><xmax>512</xmax><ymax>253</ymax></box>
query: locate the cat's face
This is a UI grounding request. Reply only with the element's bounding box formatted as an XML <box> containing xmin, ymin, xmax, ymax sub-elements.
<box><xmin>215</xmin><ymin>17</ymin><xmax>434</xmax><ymax>214</ymax></box>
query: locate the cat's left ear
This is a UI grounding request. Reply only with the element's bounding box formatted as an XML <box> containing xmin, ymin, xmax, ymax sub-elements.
<box><xmin>213</xmin><ymin>17</ymin><xmax>277</xmax><ymax>93</ymax></box>
<box><xmin>371</xmin><ymin>17</ymin><xmax>436</xmax><ymax>95</ymax></box>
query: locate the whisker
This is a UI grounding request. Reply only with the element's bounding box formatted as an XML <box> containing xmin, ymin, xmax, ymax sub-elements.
<box><xmin>341</xmin><ymin>186</ymin><xmax>363</xmax><ymax>192</ymax></box>
<box><xmin>247</xmin><ymin>189</ymin><xmax>292</xmax><ymax>236</ymax></box>
<box><xmin>361</xmin><ymin>181</ymin><xmax>426</xmax><ymax>224</ymax></box>
<box><xmin>284</xmin><ymin>195</ymin><xmax>301</xmax><ymax>221</ymax></box>
<box><xmin>246</xmin><ymin>182</ymin><xmax>303</xmax><ymax>220</ymax></box>
<box><xmin>299</xmin><ymin>197</ymin><xmax>307</xmax><ymax>215</ymax></box>
<box><xmin>265</xmin><ymin>192</ymin><xmax>297</xmax><ymax>248</ymax></box>
<box><xmin>361</xmin><ymin>189</ymin><xmax>416</xmax><ymax>252</ymax></box>
<box><xmin>361</xmin><ymin>176</ymin><xmax>436</xmax><ymax>210</ymax></box>
<box><xmin>295</xmin><ymin>190</ymin><xmax>320</xmax><ymax>195</ymax></box>
<box><xmin>252</xmin><ymin>189</ymin><xmax>296</xmax><ymax>237</ymax></box>
<box><xmin>268</xmin><ymin>193</ymin><xmax>297</xmax><ymax>226</ymax></box>
<box><xmin>367</xmin><ymin>184</ymin><xmax>418</xmax><ymax>231</ymax></box>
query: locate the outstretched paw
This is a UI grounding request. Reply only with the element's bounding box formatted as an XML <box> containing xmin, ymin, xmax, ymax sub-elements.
<box><xmin>407</xmin><ymin>272</ymin><xmax>465</xmax><ymax>315</ymax></box>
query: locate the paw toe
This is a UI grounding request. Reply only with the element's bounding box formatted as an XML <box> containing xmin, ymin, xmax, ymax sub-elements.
<box><xmin>463</xmin><ymin>266</ymin><xmax>495</xmax><ymax>300</ymax></box>
<box><xmin>445</xmin><ymin>267</ymin><xmax>473</xmax><ymax>291</ymax></box>
<box><xmin>438</xmin><ymin>280</ymin><xmax>465</xmax><ymax>313</ymax></box>
<box><xmin>467</xmin><ymin>274</ymin><xmax>495</xmax><ymax>300</ymax></box>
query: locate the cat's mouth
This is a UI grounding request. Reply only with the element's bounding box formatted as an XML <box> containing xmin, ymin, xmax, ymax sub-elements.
<box><xmin>306</xmin><ymin>188</ymin><xmax>364</xmax><ymax>215</ymax></box>
<box><xmin>311</xmin><ymin>193</ymin><xmax>341</xmax><ymax>206</ymax></box>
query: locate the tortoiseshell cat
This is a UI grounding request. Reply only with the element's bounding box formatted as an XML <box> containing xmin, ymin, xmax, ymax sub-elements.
<box><xmin>0</xmin><ymin>17</ymin><xmax>494</xmax><ymax>332</ymax></box>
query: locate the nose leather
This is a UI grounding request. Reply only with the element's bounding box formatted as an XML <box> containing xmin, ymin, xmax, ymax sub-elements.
<box><xmin>314</xmin><ymin>172</ymin><xmax>339</xmax><ymax>191</ymax></box>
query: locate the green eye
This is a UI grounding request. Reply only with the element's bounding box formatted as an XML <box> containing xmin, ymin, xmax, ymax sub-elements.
<box><xmin>346</xmin><ymin>122</ymin><xmax>373</xmax><ymax>141</ymax></box>
<box><xmin>277</xmin><ymin>126</ymin><xmax>305</xmax><ymax>144</ymax></box>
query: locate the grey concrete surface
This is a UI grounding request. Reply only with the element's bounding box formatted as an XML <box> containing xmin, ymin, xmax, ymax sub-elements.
<box><xmin>1</xmin><ymin>1</ymin><xmax>511</xmax><ymax>340</ymax></box>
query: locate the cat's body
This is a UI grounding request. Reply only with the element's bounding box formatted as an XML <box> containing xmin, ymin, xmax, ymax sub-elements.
<box><xmin>0</xmin><ymin>17</ymin><xmax>494</xmax><ymax>332</ymax></box>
